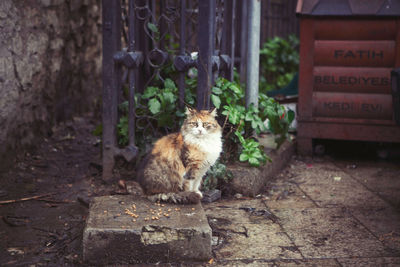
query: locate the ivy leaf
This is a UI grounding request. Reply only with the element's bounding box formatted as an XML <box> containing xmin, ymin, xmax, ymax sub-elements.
<box><xmin>245</xmin><ymin>112</ymin><xmax>254</xmax><ymax>121</ymax></box>
<box><xmin>248</xmin><ymin>157</ymin><xmax>260</xmax><ymax>167</ymax></box>
<box><xmin>229</xmin><ymin>111</ymin><xmax>238</xmax><ymax>124</ymax></box>
<box><xmin>211</xmin><ymin>94</ymin><xmax>221</xmax><ymax>109</ymax></box>
<box><xmin>164</xmin><ymin>78</ymin><xmax>176</xmax><ymax>90</ymax></box>
<box><xmin>148</xmin><ymin>98</ymin><xmax>161</xmax><ymax>114</ymax></box>
<box><xmin>215</xmin><ymin>78</ymin><xmax>224</xmax><ymax>88</ymax></box>
<box><xmin>147</xmin><ymin>22</ymin><xmax>159</xmax><ymax>33</ymax></box>
<box><xmin>287</xmin><ymin>109</ymin><xmax>295</xmax><ymax>124</ymax></box>
<box><xmin>251</xmin><ymin>120</ymin><xmax>258</xmax><ymax>129</ymax></box>
<box><xmin>234</xmin><ymin>131</ymin><xmax>245</xmax><ymax>144</ymax></box>
<box><xmin>142</xmin><ymin>86</ymin><xmax>158</xmax><ymax>99</ymax></box>
<box><xmin>252</xmin><ymin>150</ymin><xmax>263</xmax><ymax>159</ymax></box>
<box><xmin>239</xmin><ymin>153</ymin><xmax>249</xmax><ymax>162</ymax></box>
<box><xmin>162</xmin><ymin>92</ymin><xmax>175</xmax><ymax>104</ymax></box>
<box><xmin>212</xmin><ymin>86</ymin><xmax>223</xmax><ymax>95</ymax></box>
<box><xmin>229</xmin><ymin>83</ymin><xmax>242</xmax><ymax>95</ymax></box>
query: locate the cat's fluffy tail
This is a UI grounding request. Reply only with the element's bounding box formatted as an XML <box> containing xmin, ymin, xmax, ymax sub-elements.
<box><xmin>147</xmin><ymin>191</ymin><xmax>201</xmax><ymax>204</ymax></box>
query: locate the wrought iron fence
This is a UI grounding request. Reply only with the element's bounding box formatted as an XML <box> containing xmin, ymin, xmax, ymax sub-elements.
<box><xmin>101</xmin><ymin>0</ymin><xmax>237</xmax><ymax>180</ymax></box>
<box><xmin>101</xmin><ymin>0</ymin><xmax>298</xmax><ymax>180</ymax></box>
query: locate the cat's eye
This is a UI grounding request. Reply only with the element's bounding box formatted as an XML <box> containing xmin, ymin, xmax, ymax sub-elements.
<box><xmin>189</xmin><ymin>122</ymin><xmax>198</xmax><ymax>127</ymax></box>
<box><xmin>203</xmin><ymin>122</ymin><xmax>214</xmax><ymax>128</ymax></box>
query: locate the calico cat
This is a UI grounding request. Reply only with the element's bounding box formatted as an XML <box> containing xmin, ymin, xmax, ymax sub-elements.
<box><xmin>137</xmin><ymin>107</ymin><xmax>222</xmax><ymax>204</ymax></box>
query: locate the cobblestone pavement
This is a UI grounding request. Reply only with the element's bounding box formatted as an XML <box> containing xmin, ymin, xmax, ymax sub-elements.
<box><xmin>204</xmin><ymin>156</ymin><xmax>400</xmax><ymax>266</ymax></box>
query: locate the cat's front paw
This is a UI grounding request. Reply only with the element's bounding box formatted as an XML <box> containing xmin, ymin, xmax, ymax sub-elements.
<box><xmin>195</xmin><ymin>190</ymin><xmax>203</xmax><ymax>198</ymax></box>
<box><xmin>182</xmin><ymin>180</ymin><xmax>190</xmax><ymax>191</ymax></box>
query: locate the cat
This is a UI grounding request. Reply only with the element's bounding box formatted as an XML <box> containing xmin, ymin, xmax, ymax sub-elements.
<box><xmin>137</xmin><ymin>107</ymin><xmax>222</xmax><ymax>204</ymax></box>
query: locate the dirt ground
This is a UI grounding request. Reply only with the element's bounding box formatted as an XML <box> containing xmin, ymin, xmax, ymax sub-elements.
<box><xmin>0</xmin><ymin>115</ymin><xmax>399</xmax><ymax>266</ymax></box>
<box><xmin>0</xmin><ymin>115</ymin><xmax>112</xmax><ymax>266</ymax></box>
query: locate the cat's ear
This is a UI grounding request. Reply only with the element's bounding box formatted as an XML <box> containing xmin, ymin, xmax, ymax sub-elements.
<box><xmin>185</xmin><ymin>107</ymin><xmax>196</xmax><ymax>116</ymax></box>
<box><xmin>210</xmin><ymin>108</ymin><xmax>217</xmax><ymax>117</ymax></box>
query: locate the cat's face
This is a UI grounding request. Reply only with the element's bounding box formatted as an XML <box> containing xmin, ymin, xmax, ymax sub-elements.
<box><xmin>182</xmin><ymin>108</ymin><xmax>221</xmax><ymax>137</ymax></box>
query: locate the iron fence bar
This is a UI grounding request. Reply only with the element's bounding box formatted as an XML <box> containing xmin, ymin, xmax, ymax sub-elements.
<box><xmin>135</xmin><ymin>0</ymin><xmax>150</xmax><ymax>93</ymax></box>
<box><xmin>102</xmin><ymin>0</ymin><xmax>122</xmax><ymax>181</ymax></box>
<box><xmin>230</xmin><ymin>0</ymin><xmax>236</xmax><ymax>81</ymax></box>
<box><xmin>178</xmin><ymin>0</ymin><xmax>186</xmax><ymax>109</ymax></box>
<box><xmin>239</xmin><ymin>1</ymin><xmax>247</xmax><ymax>86</ymax></box>
<box><xmin>128</xmin><ymin>0</ymin><xmax>136</xmax><ymax>147</ymax></box>
<box><xmin>197</xmin><ymin>0</ymin><xmax>216</xmax><ymax>110</ymax></box>
<box><xmin>221</xmin><ymin>0</ymin><xmax>235</xmax><ymax>81</ymax></box>
<box><xmin>159</xmin><ymin>0</ymin><xmax>166</xmax><ymax>51</ymax></box>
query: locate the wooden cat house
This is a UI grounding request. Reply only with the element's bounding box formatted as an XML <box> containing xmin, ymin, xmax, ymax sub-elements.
<box><xmin>296</xmin><ymin>0</ymin><xmax>400</xmax><ymax>154</ymax></box>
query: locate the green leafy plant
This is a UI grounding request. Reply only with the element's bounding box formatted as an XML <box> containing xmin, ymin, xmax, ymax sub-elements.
<box><xmin>210</xmin><ymin>78</ymin><xmax>269</xmax><ymax>167</ymax></box>
<box><xmin>259</xmin><ymin>35</ymin><xmax>299</xmax><ymax>93</ymax></box>
<box><xmin>117</xmin><ymin>78</ymin><xmax>193</xmax><ymax>155</ymax></box>
<box><xmin>203</xmin><ymin>160</ymin><xmax>232</xmax><ymax>191</ymax></box>
<box><xmin>259</xmin><ymin>93</ymin><xmax>295</xmax><ymax>147</ymax></box>
<box><xmin>235</xmin><ymin>131</ymin><xmax>269</xmax><ymax>166</ymax></box>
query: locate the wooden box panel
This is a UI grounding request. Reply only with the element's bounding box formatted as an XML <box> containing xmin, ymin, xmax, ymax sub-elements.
<box><xmin>314</xmin><ymin>19</ymin><xmax>397</xmax><ymax>40</ymax></box>
<box><xmin>313</xmin><ymin>66</ymin><xmax>391</xmax><ymax>94</ymax></box>
<box><xmin>314</xmin><ymin>40</ymin><xmax>395</xmax><ymax>67</ymax></box>
<box><xmin>312</xmin><ymin>92</ymin><xmax>393</xmax><ymax>120</ymax></box>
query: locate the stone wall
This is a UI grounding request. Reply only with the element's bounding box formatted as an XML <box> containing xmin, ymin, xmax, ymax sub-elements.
<box><xmin>0</xmin><ymin>0</ymin><xmax>101</xmax><ymax>170</ymax></box>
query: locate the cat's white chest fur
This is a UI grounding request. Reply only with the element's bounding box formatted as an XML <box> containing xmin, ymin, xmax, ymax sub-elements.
<box><xmin>184</xmin><ymin>132</ymin><xmax>222</xmax><ymax>167</ymax></box>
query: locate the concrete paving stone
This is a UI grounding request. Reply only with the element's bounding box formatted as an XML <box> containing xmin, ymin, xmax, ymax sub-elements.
<box><xmin>83</xmin><ymin>195</ymin><xmax>212</xmax><ymax>265</ymax></box>
<box><xmin>204</xmin><ymin>199</ymin><xmax>267</xmax><ymax>210</ymax></box>
<box><xmin>337</xmin><ymin>161</ymin><xmax>400</xmax><ymax>207</ymax></box>
<box><xmin>290</xmin><ymin>164</ymin><xmax>388</xmax><ymax>208</ymax></box>
<box><xmin>272</xmin><ymin>258</ymin><xmax>341</xmax><ymax>266</ymax></box>
<box><xmin>293</xmin><ymin>163</ymin><xmax>357</xmax><ymax>186</ymax></box>
<box><xmin>214</xmin><ymin>223</ymin><xmax>303</xmax><ymax>260</ymax></box>
<box><xmin>348</xmin><ymin>205</ymin><xmax>400</xmax><ymax>253</ymax></box>
<box><xmin>205</xmin><ymin>207</ymin><xmax>253</xmax><ymax>224</ymax></box>
<box><xmin>204</xmin><ymin>198</ymin><xmax>285</xmax><ymax>225</ymax></box>
<box><xmin>337</xmin><ymin>257</ymin><xmax>400</xmax><ymax>266</ymax></box>
<box><xmin>215</xmin><ymin>259</ymin><xmax>340</xmax><ymax>266</ymax></box>
<box><xmin>298</xmin><ymin>179</ymin><xmax>388</xmax><ymax>208</ymax></box>
<box><xmin>274</xmin><ymin>208</ymin><xmax>394</xmax><ymax>258</ymax></box>
<box><xmin>264</xmin><ymin>181</ymin><xmax>317</xmax><ymax>209</ymax></box>
<box><xmin>286</xmin><ymin>160</ymin><xmax>342</xmax><ymax>184</ymax></box>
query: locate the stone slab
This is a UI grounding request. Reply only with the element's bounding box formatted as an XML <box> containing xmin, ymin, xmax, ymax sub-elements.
<box><xmin>229</xmin><ymin>136</ymin><xmax>296</xmax><ymax>197</ymax></box>
<box><xmin>337</xmin><ymin>257</ymin><xmax>400</xmax><ymax>266</ymax></box>
<box><xmin>215</xmin><ymin>259</ymin><xmax>340</xmax><ymax>267</ymax></box>
<box><xmin>203</xmin><ymin>198</ymin><xmax>302</xmax><ymax>260</ymax></box>
<box><xmin>339</xmin><ymin>161</ymin><xmax>400</xmax><ymax>207</ymax></box>
<box><xmin>83</xmin><ymin>195</ymin><xmax>212</xmax><ymax>265</ymax></box>
<box><xmin>288</xmin><ymin>161</ymin><xmax>388</xmax><ymax>208</ymax></box>
<box><xmin>214</xmin><ymin>223</ymin><xmax>303</xmax><ymax>260</ymax></box>
<box><xmin>275</xmin><ymin>208</ymin><xmax>393</xmax><ymax>258</ymax></box>
<box><xmin>348</xmin><ymin>206</ymin><xmax>400</xmax><ymax>253</ymax></box>
<box><xmin>264</xmin><ymin>181</ymin><xmax>317</xmax><ymax>209</ymax></box>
